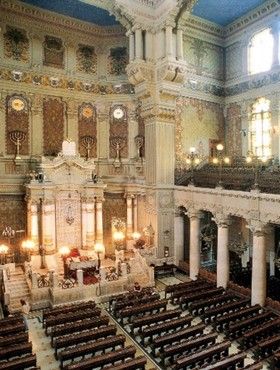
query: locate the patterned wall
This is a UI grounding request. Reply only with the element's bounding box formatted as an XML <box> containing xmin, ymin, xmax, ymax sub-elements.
<box><xmin>184</xmin><ymin>36</ymin><xmax>224</xmax><ymax>81</ymax></box>
<box><xmin>109</xmin><ymin>106</ymin><xmax>128</xmax><ymax>158</ymax></box>
<box><xmin>43</xmin><ymin>35</ymin><xmax>64</xmax><ymax>69</ymax></box>
<box><xmin>226</xmin><ymin>103</ymin><xmax>242</xmax><ymax>156</ymax></box>
<box><xmin>3</xmin><ymin>26</ymin><xmax>29</xmax><ymax>62</ymax></box>
<box><xmin>5</xmin><ymin>95</ymin><xmax>29</xmax><ymax>155</ymax></box>
<box><xmin>175</xmin><ymin>97</ymin><xmax>225</xmax><ymax>167</ymax></box>
<box><xmin>78</xmin><ymin>103</ymin><xmax>97</xmax><ymax>158</ymax></box>
<box><xmin>103</xmin><ymin>193</ymin><xmax>127</xmax><ymax>254</ymax></box>
<box><xmin>43</xmin><ymin>98</ymin><xmax>64</xmax><ymax>156</ymax></box>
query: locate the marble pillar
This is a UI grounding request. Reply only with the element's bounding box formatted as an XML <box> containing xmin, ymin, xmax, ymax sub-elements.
<box><xmin>42</xmin><ymin>202</ymin><xmax>56</xmax><ymax>254</ymax></box>
<box><xmin>126</xmin><ymin>195</ymin><xmax>133</xmax><ymax>238</ymax></box>
<box><xmin>165</xmin><ymin>25</ymin><xmax>173</xmax><ymax>58</ymax></box>
<box><xmin>176</xmin><ymin>28</ymin><xmax>183</xmax><ymax>60</ymax></box>
<box><xmin>128</xmin><ymin>31</ymin><xmax>135</xmax><ymax>62</ymax></box>
<box><xmin>86</xmin><ymin>202</ymin><xmax>95</xmax><ymax>248</ymax></box>
<box><xmin>251</xmin><ymin>224</ymin><xmax>267</xmax><ymax>306</ymax></box>
<box><xmin>189</xmin><ymin>211</ymin><xmax>201</xmax><ymax>280</ymax></box>
<box><xmin>29</xmin><ymin>202</ymin><xmax>39</xmax><ymax>253</ymax></box>
<box><xmin>95</xmin><ymin>198</ymin><xmax>104</xmax><ymax>244</ymax></box>
<box><xmin>133</xmin><ymin>196</ymin><xmax>138</xmax><ymax>232</ymax></box>
<box><xmin>135</xmin><ymin>28</ymin><xmax>143</xmax><ymax>60</ymax></box>
<box><xmin>216</xmin><ymin>218</ymin><xmax>230</xmax><ymax>289</ymax></box>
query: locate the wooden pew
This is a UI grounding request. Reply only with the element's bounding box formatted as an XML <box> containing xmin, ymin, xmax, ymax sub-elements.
<box><xmin>130</xmin><ymin>308</ymin><xmax>182</xmax><ymax>334</ymax></box>
<box><xmin>103</xmin><ymin>356</ymin><xmax>147</xmax><ymax>370</ymax></box>
<box><xmin>51</xmin><ymin>316</ymin><xmax>109</xmax><ymax>345</ymax></box>
<box><xmin>0</xmin><ymin>322</ymin><xmax>25</xmax><ymax>337</ymax></box>
<box><xmin>189</xmin><ymin>293</ymin><xmax>236</xmax><ymax>316</ymax></box>
<box><xmin>162</xmin><ymin>333</ymin><xmax>217</xmax><ymax>364</ymax></box>
<box><xmin>109</xmin><ymin>288</ymin><xmax>155</xmax><ymax>310</ymax></box>
<box><xmin>202</xmin><ymin>298</ymin><xmax>250</xmax><ymax>323</ymax></box>
<box><xmin>43</xmin><ymin>300</ymin><xmax>96</xmax><ymax>327</ymax></box>
<box><xmin>54</xmin><ymin>324</ymin><xmax>117</xmax><ymax>358</ymax></box>
<box><xmin>165</xmin><ymin>279</ymin><xmax>210</xmax><ymax>298</ymax></box>
<box><xmin>214</xmin><ymin>304</ymin><xmax>262</xmax><ymax>331</ymax></box>
<box><xmin>140</xmin><ymin>315</ymin><xmax>193</xmax><ymax>345</ymax></box>
<box><xmin>64</xmin><ymin>345</ymin><xmax>136</xmax><ymax>370</ymax></box>
<box><xmin>255</xmin><ymin>334</ymin><xmax>280</xmax><ymax>359</ymax></box>
<box><xmin>0</xmin><ymin>315</ymin><xmax>23</xmax><ymax>327</ymax></box>
<box><xmin>226</xmin><ymin>311</ymin><xmax>272</xmax><ymax>339</ymax></box>
<box><xmin>60</xmin><ymin>334</ymin><xmax>126</xmax><ymax>368</ymax></box>
<box><xmin>151</xmin><ymin>323</ymin><xmax>205</xmax><ymax>355</ymax></box>
<box><xmin>118</xmin><ymin>299</ymin><xmax>167</xmax><ymax>324</ymax></box>
<box><xmin>45</xmin><ymin>307</ymin><xmax>101</xmax><ymax>334</ymax></box>
<box><xmin>0</xmin><ymin>333</ymin><xmax>29</xmax><ymax>348</ymax></box>
<box><xmin>241</xmin><ymin>317</ymin><xmax>280</xmax><ymax>349</ymax></box>
<box><xmin>179</xmin><ymin>287</ymin><xmax>224</xmax><ymax>309</ymax></box>
<box><xmin>0</xmin><ymin>342</ymin><xmax>32</xmax><ymax>361</ymax></box>
<box><xmin>171</xmin><ymin>341</ymin><xmax>231</xmax><ymax>370</ymax></box>
<box><xmin>170</xmin><ymin>283</ymin><xmax>213</xmax><ymax>304</ymax></box>
<box><xmin>0</xmin><ymin>354</ymin><xmax>37</xmax><ymax>370</ymax></box>
<box><xmin>200</xmin><ymin>352</ymin><xmax>247</xmax><ymax>369</ymax></box>
<box><xmin>114</xmin><ymin>294</ymin><xmax>160</xmax><ymax>314</ymax></box>
<box><xmin>243</xmin><ymin>362</ymin><xmax>263</xmax><ymax>370</ymax></box>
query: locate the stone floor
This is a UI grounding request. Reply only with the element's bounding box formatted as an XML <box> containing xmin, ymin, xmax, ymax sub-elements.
<box><xmin>25</xmin><ymin>273</ymin><xmax>271</xmax><ymax>370</ymax></box>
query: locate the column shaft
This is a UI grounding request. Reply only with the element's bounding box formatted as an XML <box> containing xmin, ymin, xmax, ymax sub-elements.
<box><xmin>135</xmin><ymin>28</ymin><xmax>143</xmax><ymax>59</ymax></box>
<box><xmin>96</xmin><ymin>200</ymin><xmax>103</xmax><ymax>244</ymax></box>
<box><xmin>217</xmin><ymin>224</ymin><xmax>229</xmax><ymax>288</ymax></box>
<box><xmin>133</xmin><ymin>197</ymin><xmax>138</xmax><ymax>232</ymax></box>
<box><xmin>42</xmin><ymin>203</ymin><xmax>56</xmax><ymax>254</ymax></box>
<box><xmin>165</xmin><ymin>25</ymin><xmax>173</xmax><ymax>58</ymax></box>
<box><xmin>189</xmin><ymin>215</ymin><xmax>200</xmax><ymax>280</ymax></box>
<box><xmin>129</xmin><ymin>32</ymin><xmax>135</xmax><ymax>62</ymax></box>
<box><xmin>81</xmin><ymin>203</ymin><xmax>87</xmax><ymax>248</ymax></box>
<box><xmin>176</xmin><ymin>28</ymin><xmax>183</xmax><ymax>60</ymax></box>
<box><xmin>30</xmin><ymin>203</ymin><xmax>39</xmax><ymax>253</ymax></box>
<box><xmin>86</xmin><ymin>202</ymin><xmax>95</xmax><ymax>248</ymax></box>
<box><xmin>126</xmin><ymin>196</ymin><xmax>133</xmax><ymax>237</ymax></box>
<box><xmin>251</xmin><ymin>232</ymin><xmax>267</xmax><ymax>306</ymax></box>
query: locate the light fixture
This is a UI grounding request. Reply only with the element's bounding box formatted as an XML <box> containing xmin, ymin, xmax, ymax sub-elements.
<box><xmin>94</xmin><ymin>243</ymin><xmax>105</xmax><ymax>271</ymax></box>
<box><xmin>59</xmin><ymin>246</ymin><xmax>70</xmax><ymax>278</ymax></box>
<box><xmin>0</xmin><ymin>244</ymin><xmax>9</xmax><ymax>265</ymax></box>
<box><xmin>22</xmin><ymin>239</ymin><xmax>35</xmax><ymax>262</ymax></box>
<box><xmin>186</xmin><ymin>146</ymin><xmax>201</xmax><ymax>186</ymax></box>
<box><xmin>216</xmin><ymin>143</ymin><xmax>224</xmax><ymax>151</ymax></box>
<box><xmin>132</xmin><ymin>232</ymin><xmax>141</xmax><ymax>241</ymax></box>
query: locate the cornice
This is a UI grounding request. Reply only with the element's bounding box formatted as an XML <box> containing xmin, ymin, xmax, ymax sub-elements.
<box><xmin>0</xmin><ymin>0</ymin><xmax>126</xmax><ymax>39</ymax></box>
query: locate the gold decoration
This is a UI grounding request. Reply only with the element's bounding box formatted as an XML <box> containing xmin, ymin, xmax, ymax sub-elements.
<box><xmin>11</xmin><ymin>98</ymin><xmax>25</xmax><ymax>112</ymax></box>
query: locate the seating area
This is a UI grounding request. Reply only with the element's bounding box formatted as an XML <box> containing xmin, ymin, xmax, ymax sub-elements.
<box><xmin>0</xmin><ymin>314</ymin><xmax>39</xmax><ymax>370</ymax></box>
<box><xmin>41</xmin><ymin>300</ymin><xmax>147</xmax><ymax>370</ymax></box>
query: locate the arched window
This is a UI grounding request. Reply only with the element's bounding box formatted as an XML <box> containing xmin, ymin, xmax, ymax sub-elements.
<box><xmin>248</xmin><ymin>28</ymin><xmax>273</xmax><ymax>74</ymax></box>
<box><xmin>249</xmin><ymin>98</ymin><xmax>271</xmax><ymax>158</ymax></box>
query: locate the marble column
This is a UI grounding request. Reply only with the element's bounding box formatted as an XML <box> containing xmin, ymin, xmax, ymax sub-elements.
<box><xmin>189</xmin><ymin>211</ymin><xmax>201</xmax><ymax>280</ymax></box>
<box><xmin>271</xmin><ymin>24</ymin><xmax>280</xmax><ymax>67</ymax></box>
<box><xmin>42</xmin><ymin>201</ymin><xmax>56</xmax><ymax>254</ymax></box>
<box><xmin>145</xmin><ymin>30</ymin><xmax>154</xmax><ymax>61</ymax></box>
<box><xmin>135</xmin><ymin>27</ymin><xmax>143</xmax><ymax>60</ymax></box>
<box><xmin>251</xmin><ymin>223</ymin><xmax>267</xmax><ymax>306</ymax></box>
<box><xmin>95</xmin><ymin>198</ymin><xmax>104</xmax><ymax>244</ymax></box>
<box><xmin>86</xmin><ymin>201</ymin><xmax>95</xmax><ymax>248</ymax></box>
<box><xmin>81</xmin><ymin>202</ymin><xmax>87</xmax><ymax>248</ymax></box>
<box><xmin>174</xmin><ymin>211</ymin><xmax>184</xmax><ymax>266</ymax></box>
<box><xmin>127</xmin><ymin>30</ymin><xmax>135</xmax><ymax>62</ymax></box>
<box><xmin>126</xmin><ymin>195</ymin><xmax>133</xmax><ymax>238</ymax></box>
<box><xmin>176</xmin><ymin>28</ymin><xmax>184</xmax><ymax>60</ymax></box>
<box><xmin>29</xmin><ymin>95</ymin><xmax>43</xmax><ymax>156</ymax></box>
<box><xmin>165</xmin><ymin>25</ymin><xmax>173</xmax><ymax>58</ymax></box>
<box><xmin>216</xmin><ymin>217</ymin><xmax>230</xmax><ymax>289</ymax></box>
<box><xmin>133</xmin><ymin>196</ymin><xmax>138</xmax><ymax>232</ymax></box>
<box><xmin>29</xmin><ymin>201</ymin><xmax>39</xmax><ymax>253</ymax></box>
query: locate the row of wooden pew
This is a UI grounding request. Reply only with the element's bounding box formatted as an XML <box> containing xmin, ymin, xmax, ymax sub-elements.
<box><xmin>42</xmin><ymin>300</ymin><xmax>147</xmax><ymax>370</ymax></box>
<box><xmin>0</xmin><ymin>314</ymin><xmax>39</xmax><ymax>370</ymax></box>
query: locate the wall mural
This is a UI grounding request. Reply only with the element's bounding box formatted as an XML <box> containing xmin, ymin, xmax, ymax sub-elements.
<box><xmin>5</xmin><ymin>95</ymin><xmax>29</xmax><ymax>156</ymax></box>
<box><xmin>226</xmin><ymin>103</ymin><xmax>242</xmax><ymax>156</ymax></box>
<box><xmin>175</xmin><ymin>97</ymin><xmax>224</xmax><ymax>168</ymax></box>
<box><xmin>76</xmin><ymin>44</ymin><xmax>97</xmax><ymax>74</ymax></box>
<box><xmin>43</xmin><ymin>36</ymin><xmax>64</xmax><ymax>69</ymax></box>
<box><xmin>78</xmin><ymin>103</ymin><xmax>97</xmax><ymax>158</ymax></box>
<box><xmin>43</xmin><ymin>98</ymin><xmax>64</xmax><ymax>156</ymax></box>
<box><xmin>4</xmin><ymin>26</ymin><xmax>29</xmax><ymax>62</ymax></box>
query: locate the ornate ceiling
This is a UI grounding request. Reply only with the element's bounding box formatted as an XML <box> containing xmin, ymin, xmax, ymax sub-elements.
<box><xmin>20</xmin><ymin>0</ymin><xmax>269</xmax><ymax>27</ymax></box>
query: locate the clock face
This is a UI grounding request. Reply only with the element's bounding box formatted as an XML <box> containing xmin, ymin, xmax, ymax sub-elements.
<box><xmin>11</xmin><ymin>98</ymin><xmax>25</xmax><ymax>111</ymax></box>
<box><xmin>113</xmin><ymin>107</ymin><xmax>124</xmax><ymax>120</ymax></box>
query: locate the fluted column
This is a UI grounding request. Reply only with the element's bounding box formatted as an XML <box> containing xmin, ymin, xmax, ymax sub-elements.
<box><xmin>135</xmin><ymin>27</ymin><xmax>143</xmax><ymax>60</ymax></box>
<box><xmin>188</xmin><ymin>210</ymin><xmax>201</xmax><ymax>280</ymax></box>
<box><xmin>215</xmin><ymin>216</ymin><xmax>230</xmax><ymax>288</ymax></box>
<box><xmin>176</xmin><ymin>28</ymin><xmax>184</xmax><ymax>60</ymax></box>
<box><xmin>133</xmin><ymin>196</ymin><xmax>138</xmax><ymax>232</ymax></box>
<box><xmin>127</xmin><ymin>30</ymin><xmax>135</xmax><ymax>62</ymax></box>
<box><xmin>42</xmin><ymin>200</ymin><xmax>56</xmax><ymax>254</ymax></box>
<box><xmin>95</xmin><ymin>197</ymin><xmax>104</xmax><ymax>244</ymax></box>
<box><xmin>165</xmin><ymin>25</ymin><xmax>173</xmax><ymax>58</ymax></box>
<box><xmin>250</xmin><ymin>222</ymin><xmax>267</xmax><ymax>306</ymax></box>
<box><xmin>126</xmin><ymin>195</ymin><xmax>133</xmax><ymax>238</ymax></box>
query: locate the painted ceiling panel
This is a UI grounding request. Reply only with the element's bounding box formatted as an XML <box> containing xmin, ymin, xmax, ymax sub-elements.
<box><xmin>192</xmin><ymin>0</ymin><xmax>268</xmax><ymax>26</ymax></box>
<box><xmin>20</xmin><ymin>0</ymin><xmax>118</xmax><ymax>26</ymax></box>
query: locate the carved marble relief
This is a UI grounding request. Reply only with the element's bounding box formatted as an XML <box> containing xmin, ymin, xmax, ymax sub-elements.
<box><xmin>43</xmin><ymin>98</ymin><xmax>64</xmax><ymax>156</ymax></box>
<box><xmin>76</xmin><ymin>44</ymin><xmax>97</xmax><ymax>74</ymax></box>
<box><xmin>108</xmin><ymin>47</ymin><xmax>128</xmax><ymax>75</ymax></box>
<box><xmin>78</xmin><ymin>103</ymin><xmax>97</xmax><ymax>158</ymax></box>
<box><xmin>43</xmin><ymin>36</ymin><xmax>64</xmax><ymax>69</ymax></box>
<box><xmin>5</xmin><ymin>95</ymin><xmax>29</xmax><ymax>156</ymax></box>
<box><xmin>4</xmin><ymin>26</ymin><xmax>29</xmax><ymax>62</ymax></box>
<box><xmin>109</xmin><ymin>106</ymin><xmax>128</xmax><ymax>158</ymax></box>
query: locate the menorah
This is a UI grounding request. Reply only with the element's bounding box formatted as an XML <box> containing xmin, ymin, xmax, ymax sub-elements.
<box><xmin>9</xmin><ymin>130</ymin><xmax>26</xmax><ymax>160</ymax></box>
<box><xmin>81</xmin><ymin>135</ymin><xmax>95</xmax><ymax>160</ymax></box>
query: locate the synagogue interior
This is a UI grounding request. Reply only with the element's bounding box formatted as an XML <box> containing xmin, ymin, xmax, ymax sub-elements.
<box><xmin>1</xmin><ymin>0</ymin><xmax>280</xmax><ymax>369</ymax></box>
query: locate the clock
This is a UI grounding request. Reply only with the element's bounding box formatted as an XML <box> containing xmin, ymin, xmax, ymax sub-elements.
<box><xmin>113</xmin><ymin>107</ymin><xmax>124</xmax><ymax>120</ymax></box>
<box><xmin>11</xmin><ymin>97</ymin><xmax>25</xmax><ymax>112</ymax></box>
